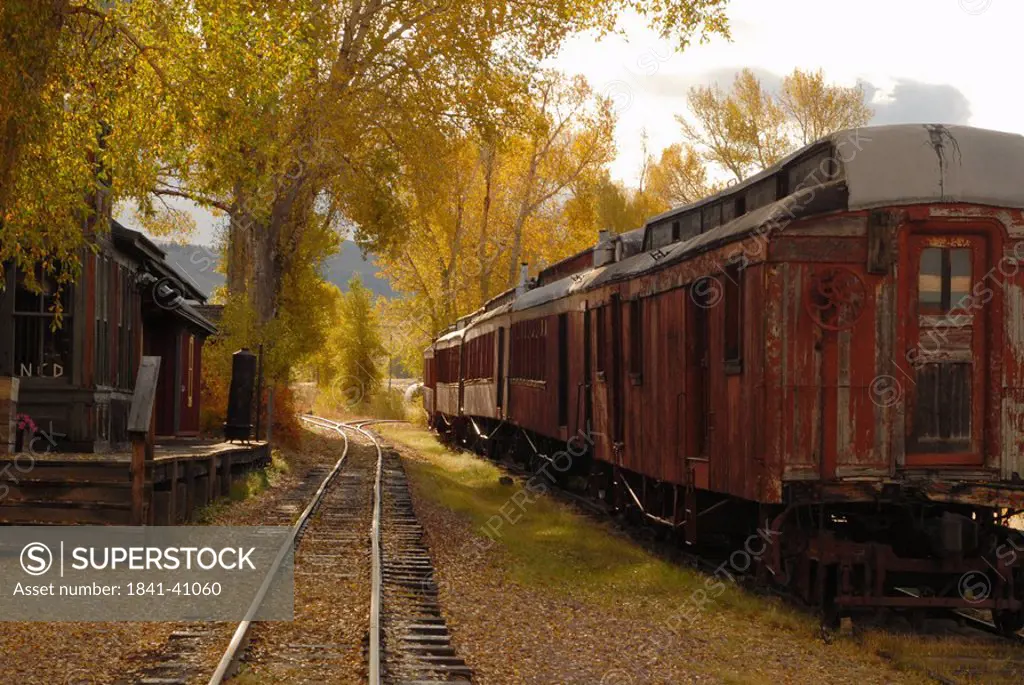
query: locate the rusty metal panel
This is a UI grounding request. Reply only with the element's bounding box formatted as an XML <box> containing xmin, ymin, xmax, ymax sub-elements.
<box><xmin>763</xmin><ymin>264</ymin><xmax>786</xmax><ymax>500</ymax></box>
<box><xmin>620</xmin><ymin>287</ymin><xmax>689</xmax><ymax>486</ymax></box>
<box><xmin>1003</xmin><ymin>266</ymin><xmax>1024</xmax><ymax>480</ymax></box>
<box><xmin>770</xmin><ymin>237</ymin><xmax>866</xmax><ymax>263</ymax></box>
<box><xmin>781</xmin><ymin>263</ymin><xmax>821</xmax><ymax>480</ymax></box>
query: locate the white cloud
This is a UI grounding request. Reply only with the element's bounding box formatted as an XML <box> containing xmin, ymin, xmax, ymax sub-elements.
<box><xmin>549</xmin><ymin>0</ymin><xmax>1021</xmax><ymax>184</ymax></box>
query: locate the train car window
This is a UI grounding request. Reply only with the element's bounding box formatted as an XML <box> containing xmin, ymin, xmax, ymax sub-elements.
<box><xmin>919</xmin><ymin>248</ymin><xmax>943</xmax><ymax>310</ymax></box>
<box><xmin>595</xmin><ymin>306</ymin><xmax>606</xmax><ymax>378</ymax></box>
<box><xmin>648</xmin><ymin>222</ymin><xmax>673</xmax><ymax>250</ymax></box>
<box><xmin>510</xmin><ymin>320</ymin><xmax>546</xmax><ymax>382</ymax></box>
<box><xmin>680</xmin><ymin>212</ymin><xmax>701</xmax><ymax>241</ymax></box>
<box><xmin>950</xmin><ymin>249</ymin><xmax>972</xmax><ymax>308</ymax></box>
<box><xmin>629</xmin><ymin>299</ymin><xmax>643</xmax><ymax>384</ymax></box>
<box><xmin>702</xmin><ymin>203</ymin><xmax>722</xmax><ymax>232</ymax></box>
<box><xmin>723</xmin><ymin>265</ymin><xmax>743</xmax><ymax>371</ymax></box>
<box><xmin>919</xmin><ymin>247</ymin><xmax>972</xmax><ymax>313</ymax></box>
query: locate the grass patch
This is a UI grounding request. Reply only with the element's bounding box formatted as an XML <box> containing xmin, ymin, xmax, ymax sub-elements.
<box><xmin>194</xmin><ymin>449</ymin><xmax>291</xmax><ymax>522</ymax></box>
<box><xmin>311</xmin><ymin>387</ymin><xmax>412</xmax><ymax>422</ymax></box>
<box><xmin>378</xmin><ymin>424</ymin><xmax>810</xmax><ymax>633</ymax></box>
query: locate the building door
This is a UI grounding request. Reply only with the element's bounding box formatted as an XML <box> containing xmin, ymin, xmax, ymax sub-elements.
<box><xmin>901</xmin><ymin>233</ymin><xmax>988</xmax><ymax>466</ymax></box>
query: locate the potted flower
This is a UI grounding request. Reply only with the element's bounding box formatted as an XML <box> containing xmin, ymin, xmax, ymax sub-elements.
<box><xmin>14</xmin><ymin>414</ymin><xmax>37</xmax><ymax>454</ymax></box>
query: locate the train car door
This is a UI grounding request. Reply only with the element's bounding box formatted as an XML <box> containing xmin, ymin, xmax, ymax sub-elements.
<box><xmin>457</xmin><ymin>341</ymin><xmax>465</xmax><ymax>415</ymax></box>
<box><xmin>686</xmin><ymin>286</ymin><xmax>711</xmax><ymax>488</ymax></box>
<box><xmin>557</xmin><ymin>313</ymin><xmax>569</xmax><ymax>429</ymax></box>
<box><xmin>610</xmin><ymin>293</ymin><xmax>625</xmax><ymax>454</ymax></box>
<box><xmin>583</xmin><ymin>307</ymin><xmax>593</xmax><ymax>437</ymax></box>
<box><xmin>496</xmin><ymin>327</ymin><xmax>505</xmax><ymax>416</ymax></box>
<box><xmin>899</xmin><ymin>232</ymin><xmax>989</xmax><ymax>467</ymax></box>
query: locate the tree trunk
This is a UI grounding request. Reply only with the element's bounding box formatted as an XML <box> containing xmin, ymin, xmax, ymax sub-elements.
<box><xmin>477</xmin><ymin>145</ymin><xmax>495</xmax><ymax>301</ymax></box>
<box><xmin>251</xmin><ymin>218</ymin><xmax>278</xmax><ymax>325</ymax></box>
<box><xmin>226</xmin><ymin>207</ymin><xmax>251</xmax><ymax>299</ymax></box>
<box><xmin>506</xmin><ymin>141</ymin><xmax>541</xmax><ymax>288</ymax></box>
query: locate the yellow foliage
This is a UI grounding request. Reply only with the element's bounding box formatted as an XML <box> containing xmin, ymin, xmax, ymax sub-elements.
<box><xmin>678</xmin><ymin>67</ymin><xmax>874</xmax><ymax>182</ymax></box>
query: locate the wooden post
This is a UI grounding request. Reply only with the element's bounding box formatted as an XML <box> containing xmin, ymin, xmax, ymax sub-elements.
<box><xmin>265</xmin><ymin>388</ymin><xmax>274</xmax><ymax>445</ymax></box>
<box><xmin>220</xmin><ymin>454</ymin><xmax>232</xmax><ymax>497</ymax></box>
<box><xmin>184</xmin><ymin>460</ymin><xmax>195</xmax><ymax>521</ymax></box>
<box><xmin>208</xmin><ymin>454</ymin><xmax>217</xmax><ymax>503</ymax></box>
<box><xmin>0</xmin><ymin>378</ymin><xmax>17</xmax><ymax>455</ymax></box>
<box><xmin>168</xmin><ymin>459</ymin><xmax>178</xmax><ymax>524</ymax></box>
<box><xmin>128</xmin><ymin>357</ymin><xmax>161</xmax><ymax>526</ymax></box>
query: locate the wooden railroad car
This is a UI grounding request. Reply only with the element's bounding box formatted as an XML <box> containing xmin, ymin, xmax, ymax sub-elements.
<box><xmin>426</xmin><ymin>124</ymin><xmax>1024</xmax><ymax>630</ymax></box>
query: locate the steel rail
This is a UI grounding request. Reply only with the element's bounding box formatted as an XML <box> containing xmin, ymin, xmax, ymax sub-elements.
<box><xmin>295</xmin><ymin>416</ymin><xmax>398</xmax><ymax>685</ymax></box>
<box><xmin>346</xmin><ymin>420</ymin><xmax>384</xmax><ymax>685</ymax></box>
<box><xmin>329</xmin><ymin>417</ymin><xmax>406</xmax><ymax>685</ymax></box>
<box><xmin>206</xmin><ymin>415</ymin><xmax>350</xmax><ymax>685</ymax></box>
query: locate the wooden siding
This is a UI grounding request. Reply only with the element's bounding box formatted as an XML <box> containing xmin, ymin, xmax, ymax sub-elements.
<box><xmin>426</xmin><ymin>203</ymin><xmax>1024</xmax><ymax>507</ymax></box>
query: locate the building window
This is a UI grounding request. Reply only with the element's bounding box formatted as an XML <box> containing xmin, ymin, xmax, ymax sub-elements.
<box><xmin>723</xmin><ymin>264</ymin><xmax>743</xmax><ymax>371</ymax></box>
<box><xmin>629</xmin><ymin>298</ymin><xmax>643</xmax><ymax>383</ymax></box>
<box><xmin>13</xmin><ymin>266</ymin><xmax>73</xmax><ymax>379</ymax></box>
<box><xmin>595</xmin><ymin>306</ymin><xmax>606</xmax><ymax>377</ymax></box>
<box><xmin>510</xmin><ymin>319</ymin><xmax>546</xmax><ymax>382</ymax></box>
<box><xmin>118</xmin><ymin>266</ymin><xmax>137</xmax><ymax>389</ymax></box>
<box><xmin>919</xmin><ymin>247</ymin><xmax>971</xmax><ymax>314</ymax></box>
<box><xmin>95</xmin><ymin>255</ymin><xmax>110</xmax><ymax>386</ymax></box>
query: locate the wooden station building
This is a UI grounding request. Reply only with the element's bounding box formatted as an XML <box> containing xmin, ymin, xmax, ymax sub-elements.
<box><xmin>0</xmin><ymin>221</ymin><xmax>217</xmax><ymax>453</ymax></box>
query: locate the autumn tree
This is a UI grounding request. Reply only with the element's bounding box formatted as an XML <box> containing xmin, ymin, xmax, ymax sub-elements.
<box><xmin>0</xmin><ymin>0</ymin><xmax>189</xmax><ymax>303</ymax></box>
<box><xmin>677</xmin><ymin>67</ymin><xmax>872</xmax><ymax>182</ymax></box>
<box><xmin>677</xmin><ymin>69</ymin><xmax>788</xmax><ymax>182</ymax></box>
<box><xmin>376</xmin><ymin>71</ymin><xmax>618</xmax><ymax>350</ymax></box>
<box><xmin>144</xmin><ymin>0</ymin><xmax>727</xmax><ymax>383</ymax></box>
<box><xmin>779</xmin><ymin>68</ymin><xmax>874</xmax><ymax>145</ymax></box>
<box><xmin>646</xmin><ymin>143</ymin><xmax>712</xmax><ymax>207</ymax></box>
<box><xmin>335</xmin><ymin>276</ymin><xmax>386</xmax><ymax>406</ymax></box>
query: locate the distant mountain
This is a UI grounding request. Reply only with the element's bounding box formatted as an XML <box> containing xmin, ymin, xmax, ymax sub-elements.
<box><xmin>158</xmin><ymin>241</ymin><xmax>396</xmax><ymax>299</ymax></box>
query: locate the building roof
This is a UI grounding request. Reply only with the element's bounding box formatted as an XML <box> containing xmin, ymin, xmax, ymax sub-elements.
<box><xmin>111</xmin><ymin>221</ymin><xmax>208</xmax><ymax>303</ymax></box>
<box><xmin>111</xmin><ymin>221</ymin><xmax>217</xmax><ymax>336</ymax></box>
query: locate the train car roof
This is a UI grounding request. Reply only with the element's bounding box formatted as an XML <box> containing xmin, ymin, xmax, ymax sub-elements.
<box><xmin>646</xmin><ymin>124</ymin><xmax>1024</xmax><ymax>230</ymax></box>
<box><xmin>439</xmin><ymin>124</ymin><xmax>1024</xmax><ymax>332</ymax></box>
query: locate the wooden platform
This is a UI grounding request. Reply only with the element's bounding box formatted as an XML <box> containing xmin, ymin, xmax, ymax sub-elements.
<box><xmin>0</xmin><ymin>441</ymin><xmax>270</xmax><ymax>525</ymax></box>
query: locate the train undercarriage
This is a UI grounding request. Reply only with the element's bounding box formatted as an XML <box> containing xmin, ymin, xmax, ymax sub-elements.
<box><xmin>431</xmin><ymin>412</ymin><xmax>1024</xmax><ymax>634</ymax></box>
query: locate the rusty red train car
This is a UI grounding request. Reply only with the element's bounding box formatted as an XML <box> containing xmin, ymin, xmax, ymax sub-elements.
<box><xmin>425</xmin><ymin>124</ymin><xmax>1024</xmax><ymax>630</ymax></box>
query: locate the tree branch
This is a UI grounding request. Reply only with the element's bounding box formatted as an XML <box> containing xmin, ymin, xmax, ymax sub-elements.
<box><xmin>65</xmin><ymin>5</ymin><xmax>169</xmax><ymax>89</ymax></box>
<box><xmin>152</xmin><ymin>186</ymin><xmax>233</xmax><ymax>214</ymax></box>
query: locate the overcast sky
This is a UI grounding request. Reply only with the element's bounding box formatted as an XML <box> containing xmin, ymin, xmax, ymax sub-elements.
<box><xmin>141</xmin><ymin>0</ymin><xmax>1014</xmax><ymax>246</ymax></box>
<box><xmin>551</xmin><ymin>0</ymin><xmax>1012</xmax><ymax>184</ymax></box>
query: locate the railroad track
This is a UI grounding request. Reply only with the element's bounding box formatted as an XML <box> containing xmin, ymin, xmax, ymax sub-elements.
<box><xmin>200</xmin><ymin>415</ymin><xmax>468</xmax><ymax>685</ymax></box>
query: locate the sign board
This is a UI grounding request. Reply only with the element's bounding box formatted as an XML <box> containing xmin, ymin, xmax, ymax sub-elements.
<box><xmin>127</xmin><ymin>357</ymin><xmax>161</xmax><ymax>435</ymax></box>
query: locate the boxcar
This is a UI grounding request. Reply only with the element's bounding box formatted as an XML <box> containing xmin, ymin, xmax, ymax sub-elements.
<box><xmin>426</xmin><ymin>124</ymin><xmax>1024</xmax><ymax>630</ymax></box>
